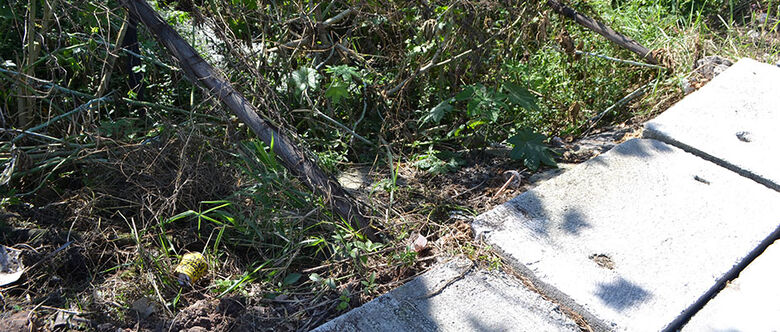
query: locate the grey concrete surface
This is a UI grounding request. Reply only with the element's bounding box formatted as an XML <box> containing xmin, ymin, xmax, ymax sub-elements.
<box><xmin>472</xmin><ymin>138</ymin><xmax>780</xmax><ymax>331</ymax></box>
<box><xmin>683</xmin><ymin>240</ymin><xmax>780</xmax><ymax>332</ymax></box>
<box><xmin>312</xmin><ymin>257</ymin><xmax>580</xmax><ymax>332</ymax></box>
<box><xmin>644</xmin><ymin>58</ymin><xmax>780</xmax><ymax>191</ymax></box>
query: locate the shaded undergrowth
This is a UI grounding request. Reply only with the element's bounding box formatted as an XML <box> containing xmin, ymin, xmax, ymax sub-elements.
<box><xmin>2</xmin><ymin>0</ymin><xmax>780</xmax><ymax>330</ymax></box>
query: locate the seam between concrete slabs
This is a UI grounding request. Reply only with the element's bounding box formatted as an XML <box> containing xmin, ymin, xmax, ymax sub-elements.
<box><xmin>666</xmin><ymin>224</ymin><xmax>780</xmax><ymax>331</ymax></box>
<box><xmin>600</xmin><ymin>137</ymin><xmax>780</xmax><ymax>330</ymax></box>
<box><xmin>640</xmin><ymin>128</ymin><xmax>780</xmax><ymax>329</ymax></box>
<box><xmin>494</xmin><ymin>248</ymin><xmax>614</xmax><ymax>332</ymax></box>
<box><xmin>643</xmin><ymin>128</ymin><xmax>780</xmax><ymax>193</ymax></box>
<box><xmin>498</xmin><ymin>259</ymin><xmax>599</xmax><ymax>331</ymax></box>
<box><xmin>604</xmin><ymin>139</ymin><xmax>780</xmax><ymax>331</ymax></box>
<box><xmin>474</xmin><ymin>138</ymin><xmax>780</xmax><ymax>332</ymax></box>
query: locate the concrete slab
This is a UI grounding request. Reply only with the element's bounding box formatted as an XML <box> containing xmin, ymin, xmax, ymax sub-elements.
<box><xmin>472</xmin><ymin>139</ymin><xmax>780</xmax><ymax>331</ymax></box>
<box><xmin>683</xmin><ymin>240</ymin><xmax>780</xmax><ymax>331</ymax></box>
<box><xmin>644</xmin><ymin>58</ymin><xmax>780</xmax><ymax>191</ymax></box>
<box><xmin>313</xmin><ymin>257</ymin><xmax>581</xmax><ymax>332</ymax></box>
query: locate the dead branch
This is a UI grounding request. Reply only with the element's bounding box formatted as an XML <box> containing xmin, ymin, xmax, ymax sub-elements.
<box><xmin>546</xmin><ymin>0</ymin><xmax>659</xmax><ymax>65</ymax></box>
<box><xmin>120</xmin><ymin>0</ymin><xmax>378</xmax><ymax>241</ymax></box>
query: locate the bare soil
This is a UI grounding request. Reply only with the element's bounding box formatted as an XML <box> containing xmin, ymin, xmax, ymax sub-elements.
<box><xmin>0</xmin><ymin>124</ymin><xmax>638</xmax><ymax>331</ymax></box>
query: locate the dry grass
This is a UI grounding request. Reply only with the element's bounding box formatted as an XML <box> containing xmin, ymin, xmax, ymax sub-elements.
<box><xmin>3</xmin><ymin>1</ymin><xmax>780</xmax><ymax>331</ymax></box>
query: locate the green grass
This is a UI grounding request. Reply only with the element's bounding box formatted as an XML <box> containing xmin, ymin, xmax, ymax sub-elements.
<box><xmin>3</xmin><ymin>0</ymin><xmax>780</xmax><ymax>329</ymax></box>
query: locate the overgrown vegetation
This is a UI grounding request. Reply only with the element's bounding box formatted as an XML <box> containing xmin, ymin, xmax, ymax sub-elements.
<box><xmin>2</xmin><ymin>0</ymin><xmax>779</xmax><ymax>330</ymax></box>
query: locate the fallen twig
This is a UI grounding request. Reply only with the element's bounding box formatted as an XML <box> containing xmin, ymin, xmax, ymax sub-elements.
<box><xmin>583</xmin><ymin>81</ymin><xmax>652</xmax><ymax>135</ymax></box>
<box><xmin>494</xmin><ymin>170</ymin><xmax>523</xmax><ymax>199</ymax></box>
<box><xmin>575</xmin><ymin>50</ymin><xmax>667</xmax><ymax>70</ymax></box>
<box><xmin>122</xmin><ymin>0</ymin><xmax>378</xmax><ymax>241</ymax></box>
<box><xmin>546</xmin><ymin>0</ymin><xmax>659</xmax><ymax>65</ymax></box>
<box><xmin>301</xmin><ymin>108</ymin><xmax>374</xmax><ymax>146</ymax></box>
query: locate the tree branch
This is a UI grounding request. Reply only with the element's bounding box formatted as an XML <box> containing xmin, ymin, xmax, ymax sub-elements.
<box><xmin>121</xmin><ymin>0</ymin><xmax>378</xmax><ymax>241</ymax></box>
<box><xmin>546</xmin><ymin>0</ymin><xmax>659</xmax><ymax>65</ymax></box>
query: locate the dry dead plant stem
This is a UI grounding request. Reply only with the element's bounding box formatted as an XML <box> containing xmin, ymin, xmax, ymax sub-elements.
<box><xmin>265</xmin><ymin>8</ymin><xmax>354</xmax><ymax>53</ymax></box>
<box><xmin>96</xmin><ymin>13</ymin><xmax>131</xmax><ymax>98</ymax></box>
<box><xmin>546</xmin><ymin>0</ymin><xmax>659</xmax><ymax>65</ymax></box>
<box><xmin>383</xmin><ymin>13</ymin><xmax>524</xmax><ymax>97</ymax></box>
<box><xmin>122</xmin><ymin>0</ymin><xmax>378</xmax><ymax>241</ymax></box>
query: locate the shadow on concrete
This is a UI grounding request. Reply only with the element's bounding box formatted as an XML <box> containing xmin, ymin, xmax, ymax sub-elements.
<box><xmin>595</xmin><ymin>278</ymin><xmax>652</xmax><ymax>311</ymax></box>
<box><xmin>504</xmin><ymin>183</ymin><xmax>592</xmax><ymax>238</ymax></box>
<box><xmin>611</xmin><ymin>139</ymin><xmax>673</xmax><ymax>157</ymax></box>
<box><xmin>500</xmin><ymin>138</ymin><xmax>666</xmax><ymax>238</ymax></box>
<box><xmin>467</xmin><ymin>317</ymin><xmax>508</xmax><ymax>332</ymax></box>
<box><xmin>562</xmin><ymin>210</ymin><xmax>590</xmax><ymax>235</ymax></box>
<box><xmin>318</xmin><ymin>139</ymin><xmax>678</xmax><ymax>331</ymax></box>
<box><xmin>506</xmin><ymin>193</ymin><xmax>551</xmax><ymax>237</ymax></box>
<box><xmin>582</xmin><ymin>138</ymin><xmax>672</xmax><ymax>168</ymax></box>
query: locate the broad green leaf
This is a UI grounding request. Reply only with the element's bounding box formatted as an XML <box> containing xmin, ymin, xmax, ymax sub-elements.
<box><xmin>325</xmin><ymin>82</ymin><xmax>350</xmax><ymax>104</ymax></box>
<box><xmin>412</xmin><ymin>148</ymin><xmax>462</xmax><ymax>175</ymax></box>
<box><xmin>289</xmin><ymin>67</ymin><xmax>321</xmax><ymax>93</ymax></box>
<box><xmin>503</xmin><ymin>82</ymin><xmax>539</xmax><ymax>111</ymax></box>
<box><xmin>283</xmin><ymin>273</ymin><xmax>302</xmax><ymax>285</ymax></box>
<box><xmin>326</xmin><ymin>65</ymin><xmax>361</xmax><ymax>83</ymax></box>
<box><xmin>454</xmin><ymin>85</ymin><xmax>476</xmax><ymax>101</ymax></box>
<box><xmin>447</xmin><ymin>124</ymin><xmax>465</xmax><ymax>138</ymax></box>
<box><xmin>419</xmin><ymin>99</ymin><xmax>453</xmax><ymax>126</ymax></box>
<box><xmin>508</xmin><ymin>128</ymin><xmax>557</xmax><ymax>171</ymax></box>
<box><xmin>466</xmin><ymin>98</ymin><xmax>480</xmax><ymax>117</ymax></box>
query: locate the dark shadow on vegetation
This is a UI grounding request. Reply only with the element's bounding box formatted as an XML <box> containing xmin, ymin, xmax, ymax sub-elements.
<box><xmin>595</xmin><ymin>278</ymin><xmax>651</xmax><ymax>311</ymax></box>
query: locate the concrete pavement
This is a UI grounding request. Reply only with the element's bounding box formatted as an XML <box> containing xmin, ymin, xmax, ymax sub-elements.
<box><xmin>317</xmin><ymin>58</ymin><xmax>780</xmax><ymax>331</ymax></box>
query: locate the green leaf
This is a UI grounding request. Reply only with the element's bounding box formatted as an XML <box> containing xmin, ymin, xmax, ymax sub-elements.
<box><xmin>289</xmin><ymin>67</ymin><xmax>321</xmax><ymax>93</ymax></box>
<box><xmin>465</xmin><ymin>97</ymin><xmax>480</xmax><ymax>117</ymax></box>
<box><xmin>454</xmin><ymin>85</ymin><xmax>476</xmax><ymax>101</ymax></box>
<box><xmin>503</xmin><ymin>82</ymin><xmax>539</xmax><ymax>111</ymax></box>
<box><xmin>283</xmin><ymin>273</ymin><xmax>302</xmax><ymax>286</ymax></box>
<box><xmin>0</xmin><ymin>3</ymin><xmax>16</xmax><ymax>19</ymax></box>
<box><xmin>466</xmin><ymin>119</ymin><xmax>486</xmax><ymax>129</ymax></box>
<box><xmin>337</xmin><ymin>301</ymin><xmax>349</xmax><ymax>311</ymax></box>
<box><xmin>412</xmin><ymin>148</ymin><xmax>462</xmax><ymax>175</ymax></box>
<box><xmin>325</xmin><ymin>82</ymin><xmax>350</xmax><ymax>104</ymax></box>
<box><xmin>420</xmin><ymin>99</ymin><xmax>453</xmax><ymax>126</ymax></box>
<box><xmin>326</xmin><ymin>65</ymin><xmax>361</xmax><ymax>83</ymax></box>
<box><xmin>507</xmin><ymin>128</ymin><xmax>557</xmax><ymax>171</ymax></box>
<box><xmin>325</xmin><ymin>278</ymin><xmax>337</xmax><ymax>289</ymax></box>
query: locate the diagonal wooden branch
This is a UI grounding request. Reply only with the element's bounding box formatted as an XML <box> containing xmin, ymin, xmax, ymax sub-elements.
<box><xmin>546</xmin><ymin>0</ymin><xmax>659</xmax><ymax>65</ymax></box>
<box><xmin>121</xmin><ymin>0</ymin><xmax>378</xmax><ymax>240</ymax></box>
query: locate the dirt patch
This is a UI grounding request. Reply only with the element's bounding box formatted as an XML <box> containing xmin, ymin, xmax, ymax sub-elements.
<box><xmin>170</xmin><ymin>299</ymin><xmax>240</xmax><ymax>331</ymax></box>
<box><xmin>0</xmin><ymin>310</ymin><xmax>36</xmax><ymax>332</ymax></box>
<box><xmin>589</xmin><ymin>254</ymin><xmax>615</xmax><ymax>270</ymax></box>
<box><xmin>0</xmin><ymin>124</ymin><xmax>634</xmax><ymax>331</ymax></box>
